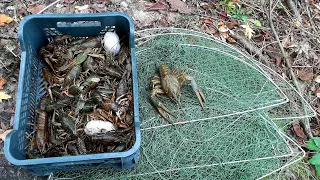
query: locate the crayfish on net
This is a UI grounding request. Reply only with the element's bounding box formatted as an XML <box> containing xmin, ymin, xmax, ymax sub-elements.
<box><xmin>26</xmin><ymin>33</ymin><xmax>135</xmax><ymax>159</ymax></box>
<box><xmin>150</xmin><ymin>64</ymin><xmax>206</xmax><ymax>124</ymax></box>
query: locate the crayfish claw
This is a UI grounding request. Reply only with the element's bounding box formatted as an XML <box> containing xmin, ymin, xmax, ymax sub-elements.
<box><xmin>150</xmin><ymin>90</ymin><xmax>176</xmax><ymax>124</ymax></box>
<box><xmin>157</xmin><ymin>105</ymin><xmax>175</xmax><ymax>125</ymax></box>
<box><xmin>184</xmin><ymin>75</ymin><xmax>206</xmax><ymax>110</ymax></box>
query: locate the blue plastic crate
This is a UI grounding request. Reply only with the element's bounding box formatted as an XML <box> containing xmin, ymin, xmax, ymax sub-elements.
<box><xmin>4</xmin><ymin>13</ymin><xmax>141</xmax><ymax>176</ymax></box>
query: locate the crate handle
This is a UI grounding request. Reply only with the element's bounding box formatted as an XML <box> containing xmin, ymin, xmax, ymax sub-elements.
<box><xmin>56</xmin><ymin>21</ymin><xmax>102</xmax><ymax>28</ymax></box>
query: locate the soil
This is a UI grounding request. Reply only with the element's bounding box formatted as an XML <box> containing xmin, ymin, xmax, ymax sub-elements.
<box><xmin>0</xmin><ymin>0</ymin><xmax>320</xmax><ymax>179</ymax></box>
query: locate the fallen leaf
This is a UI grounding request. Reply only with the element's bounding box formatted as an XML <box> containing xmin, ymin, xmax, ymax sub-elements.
<box><xmin>27</xmin><ymin>4</ymin><xmax>44</xmax><ymax>14</ymax></box>
<box><xmin>226</xmin><ymin>21</ymin><xmax>238</xmax><ymax>29</ymax></box>
<box><xmin>240</xmin><ymin>24</ymin><xmax>255</xmax><ymax>39</ymax></box>
<box><xmin>0</xmin><ymin>77</ymin><xmax>7</xmax><ymax>89</ymax></box>
<box><xmin>219</xmin><ymin>11</ymin><xmax>227</xmax><ymax>19</ymax></box>
<box><xmin>317</xmin><ymin>107</ymin><xmax>320</xmax><ymax>114</ymax></box>
<box><xmin>159</xmin><ymin>16</ymin><xmax>169</xmax><ymax>27</ymax></box>
<box><xmin>266</xmin><ymin>46</ymin><xmax>282</xmax><ymax>59</ymax></box>
<box><xmin>1</xmin><ymin>122</ymin><xmax>7</xmax><ymax>131</ymax></box>
<box><xmin>146</xmin><ymin>1</ymin><xmax>169</xmax><ymax>11</ymax></box>
<box><xmin>292</xmin><ymin>122</ymin><xmax>306</xmax><ymax>139</ymax></box>
<box><xmin>295</xmin><ymin>70</ymin><xmax>314</xmax><ymax>81</ymax></box>
<box><xmin>303</xmin><ymin>20</ymin><xmax>311</xmax><ymax>26</ymax></box>
<box><xmin>204</xmin><ymin>19</ymin><xmax>213</xmax><ymax>24</ymax></box>
<box><xmin>0</xmin><ymin>129</ymin><xmax>13</xmax><ymax>142</ymax></box>
<box><xmin>248</xmin><ymin>19</ymin><xmax>262</xmax><ymax>27</ymax></box>
<box><xmin>315</xmin><ymin>75</ymin><xmax>320</xmax><ymax>83</ymax></box>
<box><xmin>264</xmin><ymin>32</ymin><xmax>270</xmax><ymax>38</ymax></box>
<box><xmin>201</xmin><ymin>24</ymin><xmax>217</xmax><ymax>35</ymax></box>
<box><xmin>0</xmin><ymin>14</ymin><xmax>14</xmax><ymax>26</ymax></box>
<box><xmin>282</xmin><ymin>37</ymin><xmax>291</xmax><ymax>48</ymax></box>
<box><xmin>226</xmin><ymin>36</ymin><xmax>236</xmax><ymax>43</ymax></box>
<box><xmin>0</xmin><ymin>91</ymin><xmax>12</xmax><ymax>102</ymax></box>
<box><xmin>218</xmin><ymin>22</ymin><xmax>229</xmax><ymax>33</ymax></box>
<box><xmin>4</xmin><ymin>108</ymin><xmax>14</xmax><ymax>113</ymax></box>
<box><xmin>219</xmin><ymin>32</ymin><xmax>228</xmax><ymax>39</ymax></box>
<box><xmin>296</xmin><ymin>20</ymin><xmax>301</xmax><ymax>27</ymax></box>
<box><xmin>166</xmin><ymin>0</ymin><xmax>191</xmax><ymax>14</ymax></box>
<box><xmin>317</xmin><ymin>88</ymin><xmax>320</xmax><ymax>98</ymax></box>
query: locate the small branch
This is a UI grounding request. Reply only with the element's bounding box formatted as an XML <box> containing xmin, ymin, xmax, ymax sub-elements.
<box><xmin>229</xmin><ymin>30</ymin><xmax>272</xmax><ymax>67</ymax></box>
<box><xmin>37</xmin><ymin>0</ymin><xmax>61</xmax><ymax>14</ymax></box>
<box><xmin>267</xmin><ymin>0</ymin><xmax>313</xmax><ymax>138</ymax></box>
<box><xmin>5</xmin><ymin>46</ymin><xmax>20</xmax><ymax>59</ymax></box>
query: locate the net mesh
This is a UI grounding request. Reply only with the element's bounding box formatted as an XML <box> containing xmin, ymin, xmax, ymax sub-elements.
<box><xmin>135</xmin><ymin>29</ymin><xmax>315</xmax><ymax>120</ymax></box>
<box><xmin>51</xmin><ymin>28</ymin><xmax>315</xmax><ymax>180</ymax></box>
<box><xmin>52</xmin><ymin>113</ymin><xmax>302</xmax><ymax>180</ymax></box>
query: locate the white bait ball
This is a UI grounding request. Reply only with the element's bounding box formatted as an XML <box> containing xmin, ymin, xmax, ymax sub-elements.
<box><xmin>103</xmin><ymin>32</ymin><xmax>121</xmax><ymax>56</ymax></box>
<box><xmin>84</xmin><ymin>120</ymin><xmax>117</xmax><ymax>136</ymax></box>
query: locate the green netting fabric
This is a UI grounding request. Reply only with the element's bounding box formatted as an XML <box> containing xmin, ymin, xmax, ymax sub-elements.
<box><xmin>135</xmin><ymin>29</ymin><xmax>315</xmax><ymax>120</ymax></box>
<box><xmin>137</xmin><ymin>44</ymin><xmax>286</xmax><ymax>127</ymax></box>
<box><xmin>52</xmin><ymin>112</ymin><xmax>302</xmax><ymax>180</ymax></box>
<box><xmin>51</xmin><ymin>28</ymin><xmax>315</xmax><ymax>180</ymax></box>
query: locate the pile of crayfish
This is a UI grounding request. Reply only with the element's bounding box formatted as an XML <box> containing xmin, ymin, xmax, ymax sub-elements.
<box><xmin>26</xmin><ymin>34</ymin><xmax>135</xmax><ymax>159</ymax></box>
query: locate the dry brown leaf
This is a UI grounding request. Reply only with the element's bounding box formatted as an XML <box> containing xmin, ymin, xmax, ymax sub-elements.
<box><xmin>1</xmin><ymin>122</ymin><xmax>7</xmax><ymax>131</ymax></box>
<box><xmin>0</xmin><ymin>77</ymin><xmax>7</xmax><ymax>90</ymax></box>
<box><xmin>166</xmin><ymin>0</ymin><xmax>191</xmax><ymax>14</ymax></box>
<box><xmin>201</xmin><ymin>24</ymin><xmax>217</xmax><ymax>35</ymax></box>
<box><xmin>266</xmin><ymin>47</ymin><xmax>282</xmax><ymax>57</ymax></box>
<box><xmin>295</xmin><ymin>70</ymin><xmax>314</xmax><ymax>81</ymax></box>
<box><xmin>146</xmin><ymin>1</ymin><xmax>169</xmax><ymax>11</ymax></box>
<box><xmin>218</xmin><ymin>22</ymin><xmax>229</xmax><ymax>33</ymax></box>
<box><xmin>317</xmin><ymin>107</ymin><xmax>320</xmax><ymax>114</ymax></box>
<box><xmin>226</xmin><ymin>36</ymin><xmax>236</xmax><ymax>43</ymax></box>
<box><xmin>226</xmin><ymin>22</ymin><xmax>238</xmax><ymax>29</ymax></box>
<box><xmin>204</xmin><ymin>19</ymin><xmax>213</xmax><ymax>24</ymax></box>
<box><xmin>303</xmin><ymin>20</ymin><xmax>311</xmax><ymax>26</ymax></box>
<box><xmin>264</xmin><ymin>32</ymin><xmax>270</xmax><ymax>38</ymax></box>
<box><xmin>292</xmin><ymin>122</ymin><xmax>305</xmax><ymax>139</ymax></box>
<box><xmin>27</xmin><ymin>4</ymin><xmax>44</xmax><ymax>14</ymax></box>
<box><xmin>315</xmin><ymin>75</ymin><xmax>320</xmax><ymax>83</ymax></box>
<box><xmin>0</xmin><ymin>14</ymin><xmax>14</xmax><ymax>26</ymax></box>
<box><xmin>4</xmin><ymin>108</ymin><xmax>14</xmax><ymax>113</ymax></box>
<box><xmin>282</xmin><ymin>37</ymin><xmax>291</xmax><ymax>48</ymax></box>
<box><xmin>317</xmin><ymin>88</ymin><xmax>320</xmax><ymax>98</ymax></box>
<box><xmin>0</xmin><ymin>129</ymin><xmax>12</xmax><ymax>142</ymax></box>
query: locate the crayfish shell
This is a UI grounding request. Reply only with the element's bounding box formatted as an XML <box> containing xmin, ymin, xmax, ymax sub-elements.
<box><xmin>84</xmin><ymin>120</ymin><xmax>117</xmax><ymax>136</ymax></box>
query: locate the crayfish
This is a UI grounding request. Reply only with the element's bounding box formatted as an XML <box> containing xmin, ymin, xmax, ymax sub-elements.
<box><xmin>150</xmin><ymin>65</ymin><xmax>206</xmax><ymax>124</ymax></box>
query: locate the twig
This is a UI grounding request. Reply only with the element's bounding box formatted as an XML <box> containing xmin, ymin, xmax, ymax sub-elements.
<box><xmin>229</xmin><ymin>30</ymin><xmax>272</xmax><ymax>67</ymax></box>
<box><xmin>267</xmin><ymin>0</ymin><xmax>313</xmax><ymax>138</ymax></box>
<box><xmin>5</xmin><ymin>46</ymin><xmax>20</xmax><ymax>59</ymax></box>
<box><xmin>37</xmin><ymin>0</ymin><xmax>61</xmax><ymax>14</ymax></box>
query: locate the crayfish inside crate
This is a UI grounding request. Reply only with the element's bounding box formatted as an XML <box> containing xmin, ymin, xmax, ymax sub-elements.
<box><xmin>26</xmin><ymin>33</ymin><xmax>135</xmax><ymax>159</ymax></box>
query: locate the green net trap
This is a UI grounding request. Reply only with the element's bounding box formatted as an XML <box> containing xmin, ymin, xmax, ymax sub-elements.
<box><xmin>51</xmin><ymin>28</ymin><xmax>315</xmax><ymax>180</ymax></box>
